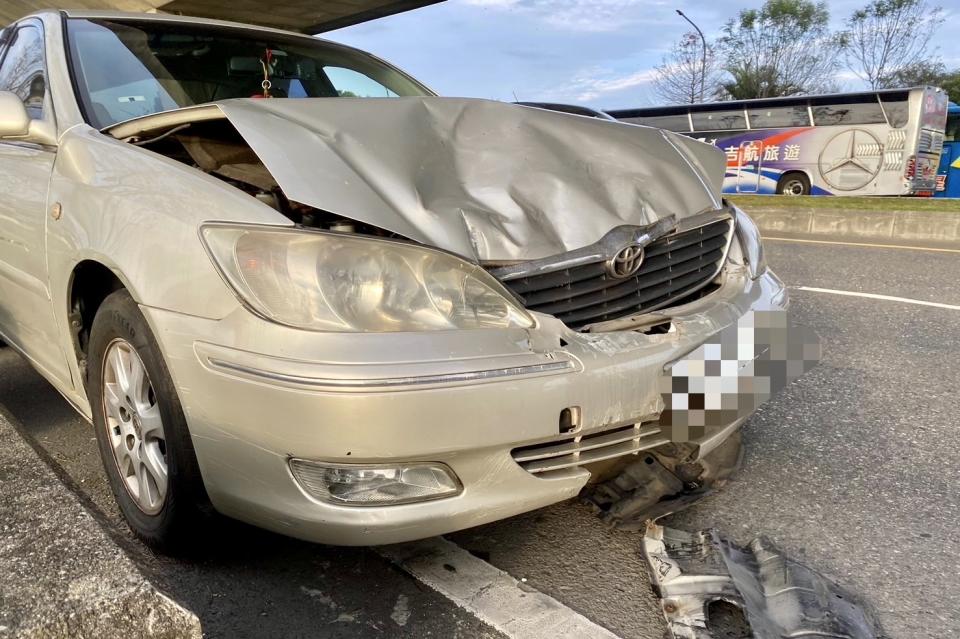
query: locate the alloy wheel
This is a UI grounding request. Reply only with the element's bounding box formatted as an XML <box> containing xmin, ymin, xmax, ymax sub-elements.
<box><xmin>101</xmin><ymin>338</ymin><xmax>168</xmax><ymax>515</ymax></box>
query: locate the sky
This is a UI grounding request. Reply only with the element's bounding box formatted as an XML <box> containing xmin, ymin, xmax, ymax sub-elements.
<box><xmin>325</xmin><ymin>0</ymin><xmax>956</xmax><ymax>111</ymax></box>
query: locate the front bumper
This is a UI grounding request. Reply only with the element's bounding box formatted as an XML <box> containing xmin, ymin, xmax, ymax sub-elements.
<box><xmin>142</xmin><ymin>266</ymin><xmax>797</xmax><ymax>545</ymax></box>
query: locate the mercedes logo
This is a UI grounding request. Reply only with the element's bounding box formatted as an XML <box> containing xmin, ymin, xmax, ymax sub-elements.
<box><xmin>606</xmin><ymin>245</ymin><xmax>645</xmax><ymax>278</ymax></box>
<box><xmin>818</xmin><ymin>129</ymin><xmax>883</xmax><ymax>191</ymax></box>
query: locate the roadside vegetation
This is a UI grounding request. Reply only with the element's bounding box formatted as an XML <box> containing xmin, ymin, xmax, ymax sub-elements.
<box><xmin>730</xmin><ymin>194</ymin><xmax>960</xmax><ymax>212</ymax></box>
<box><xmin>653</xmin><ymin>0</ymin><xmax>957</xmax><ymax>104</ymax></box>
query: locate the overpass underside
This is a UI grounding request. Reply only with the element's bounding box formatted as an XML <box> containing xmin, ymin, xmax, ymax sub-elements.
<box><xmin>2</xmin><ymin>0</ymin><xmax>440</xmax><ymax>32</ymax></box>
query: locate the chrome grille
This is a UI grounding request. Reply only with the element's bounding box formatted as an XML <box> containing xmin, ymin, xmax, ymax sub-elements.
<box><xmin>499</xmin><ymin>217</ymin><xmax>733</xmax><ymax>330</ymax></box>
<box><xmin>512</xmin><ymin>423</ymin><xmax>668</xmax><ymax>477</ymax></box>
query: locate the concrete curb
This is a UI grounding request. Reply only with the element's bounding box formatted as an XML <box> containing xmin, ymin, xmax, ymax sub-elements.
<box><xmin>744</xmin><ymin>207</ymin><xmax>960</xmax><ymax>247</ymax></box>
<box><xmin>0</xmin><ymin>414</ymin><xmax>201</xmax><ymax>639</ymax></box>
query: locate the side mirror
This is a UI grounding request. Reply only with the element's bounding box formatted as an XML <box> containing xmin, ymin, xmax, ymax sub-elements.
<box><xmin>0</xmin><ymin>90</ymin><xmax>56</xmax><ymax>146</ymax></box>
<box><xmin>0</xmin><ymin>91</ymin><xmax>30</xmax><ymax>137</ymax></box>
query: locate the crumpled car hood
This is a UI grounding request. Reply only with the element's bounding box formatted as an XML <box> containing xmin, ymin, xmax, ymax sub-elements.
<box><xmin>107</xmin><ymin>97</ymin><xmax>726</xmax><ymax>261</ymax></box>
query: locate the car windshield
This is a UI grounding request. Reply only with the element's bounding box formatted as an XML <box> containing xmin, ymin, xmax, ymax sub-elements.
<box><xmin>65</xmin><ymin>18</ymin><xmax>433</xmax><ymax>129</ymax></box>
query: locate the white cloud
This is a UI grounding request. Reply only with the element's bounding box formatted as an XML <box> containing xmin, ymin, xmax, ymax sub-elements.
<box><xmin>542</xmin><ymin>67</ymin><xmax>656</xmax><ymax>102</ymax></box>
<box><xmin>460</xmin><ymin>0</ymin><xmax>655</xmax><ymax>32</ymax></box>
<box><xmin>833</xmin><ymin>70</ymin><xmax>861</xmax><ymax>81</ymax></box>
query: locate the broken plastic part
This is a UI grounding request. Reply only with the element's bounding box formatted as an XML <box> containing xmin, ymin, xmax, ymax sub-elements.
<box><xmin>582</xmin><ymin>431</ymin><xmax>742</xmax><ymax>529</ymax></box>
<box><xmin>643</xmin><ymin>522</ymin><xmax>885</xmax><ymax>639</ymax></box>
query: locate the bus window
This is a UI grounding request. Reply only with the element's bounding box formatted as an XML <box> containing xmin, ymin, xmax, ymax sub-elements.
<box><xmin>746</xmin><ymin>105</ymin><xmax>810</xmax><ymax>129</ymax></box>
<box><xmin>606</xmin><ymin>88</ymin><xmax>943</xmax><ymax>196</ymax></box>
<box><xmin>624</xmin><ymin>113</ymin><xmax>689</xmax><ymax>132</ymax></box>
<box><xmin>811</xmin><ymin>95</ymin><xmax>886</xmax><ymax>126</ymax></box>
<box><xmin>880</xmin><ymin>93</ymin><xmax>909</xmax><ymax>128</ymax></box>
<box><xmin>691</xmin><ymin>109</ymin><xmax>746</xmax><ymax>131</ymax></box>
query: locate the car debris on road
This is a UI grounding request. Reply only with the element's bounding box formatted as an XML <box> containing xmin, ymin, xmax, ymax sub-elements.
<box><xmin>642</xmin><ymin>522</ymin><xmax>885</xmax><ymax>639</ymax></box>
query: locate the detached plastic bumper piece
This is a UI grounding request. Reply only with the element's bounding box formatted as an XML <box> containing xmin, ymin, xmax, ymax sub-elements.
<box><xmin>643</xmin><ymin>522</ymin><xmax>885</xmax><ymax>639</ymax></box>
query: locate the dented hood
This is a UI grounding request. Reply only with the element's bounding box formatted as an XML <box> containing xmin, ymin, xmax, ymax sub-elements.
<box><xmin>107</xmin><ymin>97</ymin><xmax>726</xmax><ymax>261</ymax></box>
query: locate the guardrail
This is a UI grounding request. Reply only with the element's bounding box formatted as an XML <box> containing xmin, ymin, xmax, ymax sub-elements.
<box><xmin>743</xmin><ymin>207</ymin><xmax>960</xmax><ymax>247</ymax></box>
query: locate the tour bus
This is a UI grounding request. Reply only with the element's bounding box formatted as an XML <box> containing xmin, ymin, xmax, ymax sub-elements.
<box><xmin>935</xmin><ymin>102</ymin><xmax>960</xmax><ymax>198</ymax></box>
<box><xmin>607</xmin><ymin>87</ymin><xmax>949</xmax><ymax>196</ymax></box>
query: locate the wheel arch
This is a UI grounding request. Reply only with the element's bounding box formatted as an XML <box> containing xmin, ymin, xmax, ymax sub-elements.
<box><xmin>776</xmin><ymin>170</ymin><xmax>811</xmax><ymax>194</ymax></box>
<box><xmin>66</xmin><ymin>256</ymin><xmax>135</xmax><ymax>390</ymax></box>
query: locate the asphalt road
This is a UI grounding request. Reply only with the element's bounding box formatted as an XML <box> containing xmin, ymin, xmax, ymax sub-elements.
<box><xmin>0</xmin><ymin>354</ymin><xmax>504</xmax><ymax>636</ymax></box>
<box><xmin>2</xmin><ymin>237</ymin><xmax>958</xmax><ymax>638</ymax></box>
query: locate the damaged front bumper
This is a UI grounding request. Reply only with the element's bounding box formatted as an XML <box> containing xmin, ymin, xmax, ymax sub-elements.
<box><xmin>140</xmin><ymin>265</ymin><xmax>815</xmax><ymax>545</ymax></box>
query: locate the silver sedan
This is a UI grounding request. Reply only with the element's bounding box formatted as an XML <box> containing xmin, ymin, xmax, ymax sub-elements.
<box><xmin>0</xmin><ymin>10</ymin><xmax>815</xmax><ymax>550</ymax></box>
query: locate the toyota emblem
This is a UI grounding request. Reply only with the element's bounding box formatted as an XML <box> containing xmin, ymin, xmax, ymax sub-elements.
<box><xmin>606</xmin><ymin>245</ymin><xmax>645</xmax><ymax>278</ymax></box>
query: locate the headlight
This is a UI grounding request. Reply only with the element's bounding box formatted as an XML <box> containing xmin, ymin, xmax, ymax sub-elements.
<box><xmin>289</xmin><ymin>460</ymin><xmax>461</xmax><ymax>506</ymax></box>
<box><xmin>201</xmin><ymin>225</ymin><xmax>534</xmax><ymax>332</ymax></box>
<box><xmin>733</xmin><ymin>207</ymin><xmax>767</xmax><ymax>279</ymax></box>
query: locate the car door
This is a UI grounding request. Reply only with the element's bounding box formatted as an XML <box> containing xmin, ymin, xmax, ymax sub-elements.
<box><xmin>0</xmin><ymin>21</ymin><xmax>70</xmax><ymax>383</ymax></box>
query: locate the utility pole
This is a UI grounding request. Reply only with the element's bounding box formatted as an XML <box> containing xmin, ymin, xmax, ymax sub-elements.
<box><xmin>676</xmin><ymin>9</ymin><xmax>706</xmax><ymax>103</ymax></box>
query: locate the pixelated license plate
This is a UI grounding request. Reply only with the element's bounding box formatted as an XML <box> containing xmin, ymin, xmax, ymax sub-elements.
<box><xmin>659</xmin><ymin>310</ymin><xmax>821</xmax><ymax>441</ymax></box>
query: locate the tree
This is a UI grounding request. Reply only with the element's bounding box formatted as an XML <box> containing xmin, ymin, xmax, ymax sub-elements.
<box><xmin>842</xmin><ymin>0</ymin><xmax>945</xmax><ymax>90</ymax></box>
<box><xmin>652</xmin><ymin>32</ymin><xmax>725</xmax><ymax>104</ymax></box>
<box><xmin>718</xmin><ymin>0</ymin><xmax>841</xmax><ymax>99</ymax></box>
<box><xmin>941</xmin><ymin>72</ymin><xmax>960</xmax><ymax>103</ymax></box>
<box><xmin>885</xmin><ymin>61</ymin><xmax>960</xmax><ymax>100</ymax></box>
<box><xmin>885</xmin><ymin>59</ymin><xmax>946</xmax><ymax>86</ymax></box>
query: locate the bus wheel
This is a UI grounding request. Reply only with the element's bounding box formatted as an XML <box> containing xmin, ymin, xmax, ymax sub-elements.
<box><xmin>777</xmin><ymin>172</ymin><xmax>810</xmax><ymax>196</ymax></box>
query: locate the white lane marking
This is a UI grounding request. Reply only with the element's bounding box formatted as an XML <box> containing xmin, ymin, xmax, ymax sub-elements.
<box><xmin>792</xmin><ymin>286</ymin><xmax>960</xmax><ymax>311</ymax></box>
<box><xmin>765</xmin><ymin>236</ymin><xmax>960</xmax><ymax>254</ymax></box>
<box><xmin>379</xmin><ymin>538</ymin><xmax>621</xmax><ymax>639</ymax></box>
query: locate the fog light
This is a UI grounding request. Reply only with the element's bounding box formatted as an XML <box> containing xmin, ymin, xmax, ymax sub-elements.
<box><xmin>289</xmin><ymin>460</ymin><xmax>461</xmax><ymax>506</ymax></box>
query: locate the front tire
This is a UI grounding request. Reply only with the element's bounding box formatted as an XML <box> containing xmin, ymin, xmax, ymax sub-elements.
<box><xmin>88</xmin><ymin>290</ymin><xmax>209</xmax><ymax>551</ymax></box>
